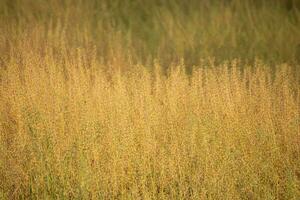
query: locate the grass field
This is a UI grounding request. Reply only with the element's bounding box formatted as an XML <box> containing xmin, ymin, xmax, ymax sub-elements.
<box><xmin>0</xmin><ymin>0</ymin><xmax>300</xmax><ymax>199</ymax></box>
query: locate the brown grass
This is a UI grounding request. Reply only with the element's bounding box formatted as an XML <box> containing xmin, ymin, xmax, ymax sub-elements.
<box><xmin>0</xmin><ymin>33</ymin><xmax>299</xmax><ymax>199</ymax></box>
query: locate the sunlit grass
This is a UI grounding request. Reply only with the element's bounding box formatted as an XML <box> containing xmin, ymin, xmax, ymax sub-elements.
<box><xmin>0</xmin><ymin>45</ymin><xmax>299</xmax><ymax>198</ymax></box>
<box><xmin>0</xmin><ymin>0</ymin><xmax>300</xmax><ymax>199</ymax></box>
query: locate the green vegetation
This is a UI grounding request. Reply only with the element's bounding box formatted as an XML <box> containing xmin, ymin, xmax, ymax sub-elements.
<box><xmin>1</xmin><ymin>0</ymin><xmax>300</xmax><ymax>66</ymax></box>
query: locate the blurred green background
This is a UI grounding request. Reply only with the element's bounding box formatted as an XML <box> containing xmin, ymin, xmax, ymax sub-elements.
<box><xmin>1</xmin><ymin>0</ymin><xmax>300</xmax><ymax>67</ymax></box>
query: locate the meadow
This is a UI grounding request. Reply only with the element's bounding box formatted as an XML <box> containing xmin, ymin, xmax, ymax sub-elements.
<box><xmin>0</xmin><ymin>0</ymin><xmax>300</xmax><ymax>199</ymax></box>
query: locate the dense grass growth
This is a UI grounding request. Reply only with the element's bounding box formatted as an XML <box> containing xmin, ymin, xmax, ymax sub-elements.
<box><xmin>1</xmin><ymin>41</ymin><xmax>300</xmax><ymax>199</ymax></box>
<box><xmin>0</xmin><ymin>0</ymin><xmax>300</xmax><ymax>199</ymax></box>
<box><xmin>1</xmin><ymin>0</ymin><xmax>300</xmax><ymax>65</ymax></box>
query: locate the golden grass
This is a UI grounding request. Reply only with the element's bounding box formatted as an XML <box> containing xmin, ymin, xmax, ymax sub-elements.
<box><xmin>0</xmin><ymin>36</ymin><xmax>299</xmax><ymax>199</ymax></box>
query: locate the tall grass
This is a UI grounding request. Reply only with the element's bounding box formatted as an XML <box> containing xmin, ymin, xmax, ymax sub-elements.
<box><xmin>1</xmin><ymin>0</ymin><xmax>300</xmax><ymax>199</ymax></box>
<box><xmin>1</xmin><ymin>0</ymin><xmax>300</xmax><ymax>66</ymax></box>
<box><xmin>0</xmin><ymin>38</ymin><xmax>299</xmax><ymax>199</ymax></box>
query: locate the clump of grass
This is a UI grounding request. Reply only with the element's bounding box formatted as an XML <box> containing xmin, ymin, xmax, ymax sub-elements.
<box><xmin>0</xmin><ymin>41</ymin><xmax>299</xmax><ymax>199</ymax></box>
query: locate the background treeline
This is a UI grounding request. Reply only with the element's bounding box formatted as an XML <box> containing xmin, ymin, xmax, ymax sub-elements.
<box><xmin>1</xmin><ymin>0</ymin><xmax>300</xmax><ymax>68</ymax></box>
